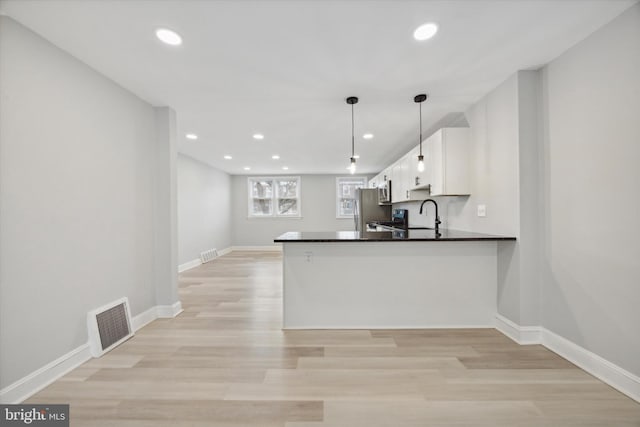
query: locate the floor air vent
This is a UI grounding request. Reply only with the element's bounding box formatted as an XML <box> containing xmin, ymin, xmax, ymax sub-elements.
<box><xmin>87</xmin><ymin>297</ymin><xmax>134</xmax><ymax>357</ymax></box>
<box><xmin>200</xmin><ymin>248</ymin><xmax>218</xmax><ymax>263</ymax></box>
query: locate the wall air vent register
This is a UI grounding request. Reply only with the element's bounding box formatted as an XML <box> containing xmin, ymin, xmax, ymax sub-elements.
<box><xmin>87</xmin><ymin>297</ymin><xmax>134</xmax><ymax>357</ymax></box>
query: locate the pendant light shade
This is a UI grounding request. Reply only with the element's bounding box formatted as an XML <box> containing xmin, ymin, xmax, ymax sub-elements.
<box><xmin>346</xmin><ymin>96</ymin><xmax>359</xmax><ymax>175</ymax></box>
<box><xmin>414</xmin><ymin>94</ymin><xmax>428</xmax><ymax>172</ymax></box>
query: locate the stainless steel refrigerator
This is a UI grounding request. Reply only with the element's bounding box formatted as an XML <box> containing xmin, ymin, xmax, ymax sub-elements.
<box><xmin>354</xmin><ymin>188</ymin><xmax>391</xmax><ymax>231</ymax></box>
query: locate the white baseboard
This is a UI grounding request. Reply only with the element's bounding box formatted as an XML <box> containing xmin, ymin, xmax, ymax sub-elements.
<box><xmin>542</xmin><ymin>328</ymin><xmax>640</xmax><ymax>403</ymax></box>
<box><xmin>131</xmin><ymin>306</ymin><xmax>158</xmax><ymax>331</ymax></box>
<box><xmin>0</xmin><ymin>301</ymin><xmax>184</xmax><ymax>404</ymax></box>
<box><xmin>231</xmin><ymin>245</ymin><xmax>282</xmax><ymax>252</ymax></box>
<box><xmin>218</xmin><ymin>247</ymin><xmax>232</xmax><ymax>256</ymax></box>
<box><xmin>178</xmin><ymin>247</ymin><xmax>233</xmax><ymax>273</ymax></box>
<box><xmin>178</xmin><ymin>258</ymin><xmax>201</xmax><ymax>273</ymax></box>
<box><xmin>156</xmin><ymin>301</ymin><xmax>183</xmax><ymax>318</ymax></box>
<box><xmin>495</xmin><ymin>314</ymin><xmax>639</xmax><ymax>403</ymax></box>
<box><xmin>495</xmin><ymin>314</ymin><xmax>542</xmax><ymax>345</ymax></box>
<box><xmin>0</xmin><ymin>344</ymin><xmax>92</xmax><ymax>404</ymax></box>
<box><xmin>284</xmin><ymin>324</ymin><xmax>495</xmax><ymax>330</ymax></box>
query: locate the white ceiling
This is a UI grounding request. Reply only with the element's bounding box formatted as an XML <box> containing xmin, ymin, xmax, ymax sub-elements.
<box><xmin>1</xmin><ymin>0</ymin><xmax>636</xmax><ymax>175</ymax></box>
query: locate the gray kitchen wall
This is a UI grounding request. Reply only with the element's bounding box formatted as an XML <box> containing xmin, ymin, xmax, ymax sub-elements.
<box><xmin>0</xmin><ymin>17</ymin><xmax>177</xmax><ymax>389</ymax></box>
<box><xmin>177</xmin><ymin>154</ymin><xmax>232</xmax><ymax>265</ymax></box>
<box><xmin>230</xmin><ymin>174</ymin><xmax>369</xmax><ymax>246</ymax></box>
<box><xmin>540</xmin><ymin>3</ymin><xmax>640</xmax><ymax>377</ymax></box>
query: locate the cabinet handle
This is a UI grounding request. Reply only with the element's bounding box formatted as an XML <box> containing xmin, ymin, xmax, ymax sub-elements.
<box><xmin>406</xmin><ymin>190</ymin><xmax>409</xmax><ymax>199</ymax></box>
<box><xmin>415</xmin><ymin>176</ymin><xmax>420</xmax><ymax>186</ymax></box>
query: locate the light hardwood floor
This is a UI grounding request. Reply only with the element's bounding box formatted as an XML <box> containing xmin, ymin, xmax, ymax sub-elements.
<box><xmin>28</xmin><ymin>251</ymin><xmax>640</xmax><ymax>426</ymax></box>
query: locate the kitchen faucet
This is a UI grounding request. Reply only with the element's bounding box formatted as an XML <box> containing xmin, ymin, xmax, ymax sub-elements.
<box><xmin>419</xmin><ymin>199</ymin><xmax>441</xmax><ymax>236</ymax></box>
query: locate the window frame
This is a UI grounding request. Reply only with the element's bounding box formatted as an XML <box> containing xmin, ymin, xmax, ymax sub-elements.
<box><xmin>335</xmin><ymin>176</ymin><xmax>367</xmax><ymax>219</ymax></box>
<box><xmin>247</xmin><ymin>176</ymin><xmax>302</xmax><ymax>219</ymax></box>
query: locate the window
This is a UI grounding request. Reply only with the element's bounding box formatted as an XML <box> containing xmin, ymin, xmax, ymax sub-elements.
<box><xmin>336</xmin><ymin>177</ymin><xmax>367</xmax><ymax>218</ymax></box>
<box><xmin>248</xmin><ymin>177</ymin><xmax>301</xmax><ymax>218</ymax></box>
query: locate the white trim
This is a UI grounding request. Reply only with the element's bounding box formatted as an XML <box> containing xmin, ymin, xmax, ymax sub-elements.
<box><xmin>131</xmin><ymin>306</ymin><xmax>158</xmax><ymax>331</ymax></box>
<box><xmin>0</xmin><ymin>344</ymin><xmax>91</xmax><ymax>404</ymax></box>
<box><xmin>494</xmin><ymin>314</ymin><xmax>640</xmax><ymax>403</ymax></box>
<box><xmin>335</xmin><ymin>176</ymin><xmax>368</xmax><ymax>219</ymax></box>
<box><xmin>495</xmin><ymin>314</ymin><xmax>542</xmax><ymax>345</ymax></box>
<box><xmin>178</xmin><ymin>247</ymin><xmax>233</xmax><ymax>273</ymax></box>
<box><xmin>232</xmin><ymin>245</ymin><xmax>283</xmax><ymax>252</ymax></box>
<box><xmin>247</xmin><ymin>176</ymin><xmax>302</xmax><ymax>218</ymax></box>
<box><xmin>542</xmin><ymin>328</ymin><xmax>640</xmax><ymax>403</ymax></box>
<box><xmin>178</xmin><ymin>258</ymin><xmax>201</xmax><ymax>273</ymax></box>
<box><xmin>0</xmin><ymin>301</ymin><xmax>184</xmax><ymax>404</ymax></box>
<box><xmin>156</xmin><ymin>301</ymin><xmax>183</xmax><ymax>318</ymax></box>
<box><xmin>218</xmin><ymin>247</ymin><xmax>233</xmax><ymax>256</ymax></box>
<box><xmin>284</xmin><ymin>324</ymin><xmax>495</xmax><ymax>330</ymax></box>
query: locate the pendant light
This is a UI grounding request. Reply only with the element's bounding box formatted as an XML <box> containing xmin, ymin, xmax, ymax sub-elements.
<box><xmin>346</xmin><ymin>96</ymin><xmax>358</xmax><ymax>175</ymax></box>
<box><xmin>414</xmin><ymin>93</ymin><xmax>428</xmax><ymax>172</ymax></box>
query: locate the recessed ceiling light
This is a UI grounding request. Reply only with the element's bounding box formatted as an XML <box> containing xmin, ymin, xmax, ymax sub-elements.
<box><xmin>223</xmin><ymin>155</ymin><xmax>232</xmax><ymax>160</ymax></box>
<box><xmin>185</xmin><ymin>133</ymin><xmax>198</xmax><ymax>140</ymax></box>
<box><xmin>243</xmin><ymin>166</ymin><xmax>251</xmax><ymax>171</ymax></box>
<box><xmin>272</xmin><ymin>155</ymin><xmax>280</xmax><ymax>160</ymax></box>
<box><xmin>282</xmin><ymin>166</ymin><xmax>289</xmax><ymax>170</ymax></box>
<box><xmin>155</xmin><ymin>28</ymin><xmax>183</xmax><ymax>46</ymax></box>
<box><xmin>363</xmin><ymin>133</ymin><xmax>374</xmax><ymax>140</ymax></box>
<box><xmin>252</xmin><ymin>133</ymin><xmax>264</xmax><ymax>140</ymax></box>
<box><xmin>413</xmin><ymin>22</ymin><xmax>438</xmax><ymax>41</ymax></box>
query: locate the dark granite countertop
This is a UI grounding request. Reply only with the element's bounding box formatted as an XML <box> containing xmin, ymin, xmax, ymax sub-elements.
<box><xmin>274</xmin><ymin>229</ymin><xmax>516</xmax><ymax>242</ymax></box>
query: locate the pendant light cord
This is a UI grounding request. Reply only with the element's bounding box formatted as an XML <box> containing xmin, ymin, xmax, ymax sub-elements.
<box><xmin>419</xmin><ymin>101</ymin><xmax>423</xmax><ymax>156</ymax></box>
<box><xmin>351</xmin><ymin>103</ymin><xmax>355</xmax><ymax>157</ymax></box>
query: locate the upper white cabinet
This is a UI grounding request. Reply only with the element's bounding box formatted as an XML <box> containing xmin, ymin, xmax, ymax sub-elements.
<box><xmin>407</xmin><ymin>145</ymin><xmax>430</xmax><ymax>191</ymax></box>
<box><xmin>370</xmin><ymin>127</ymin><xmax>471</xmax><ymax>202</ymax></box>
<box><xmin>392</xmin><ymin>148</ymin><xmax>430</xmax><ymax>202</ymax></box>
<box><xmin>426</xmin><ymin>128</ymin><xmax>471</xmax><ymax>196</ymax></box>
<box><xmin>391</xmin><ymin>154</ymin><xmax>408</xmax><ymax>202</ymax></box>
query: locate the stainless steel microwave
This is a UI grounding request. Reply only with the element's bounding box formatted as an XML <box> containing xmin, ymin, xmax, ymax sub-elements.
<box><xmin>378</xmin><ymin>180</ymin><xmax>391</xmax><ymax>204</ymax></box>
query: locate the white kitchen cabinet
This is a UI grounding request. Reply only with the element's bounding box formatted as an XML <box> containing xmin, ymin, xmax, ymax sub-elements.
<box><xmin>425</xmin><ymin>128</ymin><xmax>471</xmax><ymax>196</ymax></box>
<box><xmin>391</xmin><ymin>155</ymin><xmax>408</xmax><ymax>202</ymax></box>
<box><xmin>407</xmin><ymin>145</ymin><xmax>431</xmax><ymax>191</ymax></box>
<box><xmin>380</xmin><ymin>166</ymin><xmax>392</xmax><ymax>184</ymax></box>
<box><xmin>391</xmin><ymin>151</ymin><xmax>429</xmax><ymax>203</ymax></box>
<box><xmin>368</xmin><ymin>176</ymin><xmax>377</xmax><ymax>188</ymax></box>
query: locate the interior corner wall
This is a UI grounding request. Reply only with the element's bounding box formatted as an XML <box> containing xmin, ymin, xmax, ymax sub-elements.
<box><xmin>177</xmin><ymin>155</ymin><xmax>231</xmax><ymax>264</ymax></box>
<box><xmin>0</xmin><ymin>16</ymin><xmax>162</xmax><ymax>389</ymax></box>
<box><xmin>540</xmin><ymin>3</ymin><xmax>640</xmax><ymax>377</ymax></box>
<box><xmin>230</xmin><ymin>174</ymin><xmax>367</xmax><ymax>246</ymax></box>
<box><xmin>153</xmin><ymin>107</ymin><xmax>179</xmax><ymax>307</ymax></box>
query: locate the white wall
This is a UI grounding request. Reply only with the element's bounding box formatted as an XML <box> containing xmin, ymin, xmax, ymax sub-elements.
<box><xmin>0</xmin><ymin>17</ymin><xmax>177</xmax><ymax>389</ymax></box>
<box><xmin>177</xmin><ymin>155</ymin><xmax>231</xmax><ymax>264</ymax></box>
<box><xmin>540</xmin><ymin>3</ymin><xmax>640</xmax><ymax>377</ymax></box>
<box><xmin>395</xmin><ymin>74</ymin><xmax>520</xmax><ymax>235</ymax></box>
<box><xmin>231</xmin><ymin>175</ymin><xmax>368</xmax><ymax>246</ymax></box>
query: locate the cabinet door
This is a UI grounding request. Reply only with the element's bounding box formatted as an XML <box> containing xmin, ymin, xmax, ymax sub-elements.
<box><xmin>407</xmin><ymin>145</ymin><xmax>430</xmax><ymax>190</ymax></box>
<box><xmin>427</xmin><ymin>130</ymin><xmax>444</xmax><ymax>195</ymax></box>
<box><xmin>391</xmin><ymin>160</ymin><xmax>405</xmax><ymax>202</ymax></box>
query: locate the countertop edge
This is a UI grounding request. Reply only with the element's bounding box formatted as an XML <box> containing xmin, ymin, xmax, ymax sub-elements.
<box><xmin>274</xmin><ymin>230</ymin><xmax>516</xmax><ymax>243</ymax></box>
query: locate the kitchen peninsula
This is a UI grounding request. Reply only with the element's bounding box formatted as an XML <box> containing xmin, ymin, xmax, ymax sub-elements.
<box><xmin>275</xmin><ymin>229</ymin><xmax>516</xmax><ymax>329</ymax></box>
